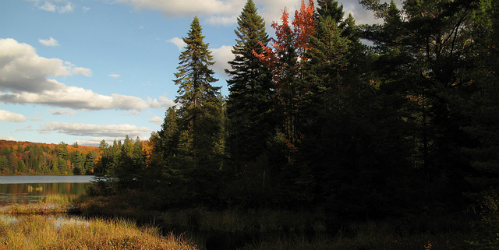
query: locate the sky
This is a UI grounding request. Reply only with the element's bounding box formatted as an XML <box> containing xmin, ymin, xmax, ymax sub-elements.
<box><xmin>0</xmin><ymin>0</ymin><xmax>400</xmax><ymax>146</ymax></box>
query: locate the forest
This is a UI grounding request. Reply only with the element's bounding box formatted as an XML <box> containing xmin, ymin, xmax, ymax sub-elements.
<box><xmin>2</xmin><ymin>0</ymin><xmax>498</xmax><ymax>248</ymax></box>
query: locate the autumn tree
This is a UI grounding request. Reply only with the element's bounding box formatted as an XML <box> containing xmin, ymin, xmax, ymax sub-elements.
<box><xmin>254</xmin><ymin>0</ymin><xmax>315</xmax><ymax>164</ymax></box>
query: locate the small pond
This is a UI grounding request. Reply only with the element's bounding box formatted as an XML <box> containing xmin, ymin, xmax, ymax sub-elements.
<box><xmin>0</xmin><ymin>175</ymin><xmax>95</xmax><ymax>206</ymax></box>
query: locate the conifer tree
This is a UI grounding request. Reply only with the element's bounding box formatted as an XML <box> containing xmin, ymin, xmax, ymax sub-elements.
<box><xmin>360</xmin><ymin>0</ymin><xmax>499</xmax><ymax>211</ymax></box>
<box><xmin>173</xmin><ymin>16</ymin><xmax>222</xmax><ymax>169</ymax></box>
<box><xmin>226</xmin><ymin>0</ymin><xmax>272</xmax><ymax>166</ymax></box>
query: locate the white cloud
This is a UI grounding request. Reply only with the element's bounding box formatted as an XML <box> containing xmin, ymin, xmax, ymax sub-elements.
<box><xmin>148</xmin><ymin>116</ymin><xmax>163</xmax><ymax>125</ymax></box>
<box><xmin>117</xmin><ymin>0</ymin><xmax>243</xmax><ymax>18</ymax></box>
<box><xmin>108</xmin><ymin>73</ymin><xmax>121</xmax><ymax>78</ymax></box>
<box><xmin>39</xmin><ymin>1</ymin><xmax>56</xmax><ymax>12</ymax></box>
<box><xmin>39</xmin><ymin>122</ymin><xmax>152</xmax><ymax>138</ymax></box>
<box><xmin>206</xmin><ymin>15</ymin><xmax>238</xmax><ymax>26</ymax></box>
<box><xmin>0</xmin><ymin>136</ymin><xmax>18</xmax><ymax>141</ymax></box>
<box><xmin>210</xmin><ymin>45</ymin><xmax>233</xmax><ymax>77</ymax></box>
<box><xmin>0</xmin><ymin>88</ymin><xmax>174</xmax><ymax>111</ymax></box>
<box><xmin>159</xmin><ymin>96</ymin><xmax>176</xmax><ymax>107</ymax></box>
<box><xmin>0</xmin><ymin>38</ymin><xmax>87</xmax><ymax>92</ymax></box>
<box><xmin>39</xmin><ymin>37</ymin><xmax>60</xmax><ymax>47</ymax></box>
<box><xmin>48</xmin><ymin>109</ymin><xmax>77</xmax><ymax>116</ymax></box>
<box><xmin>59</xmin><ymin>3</ymin><xmax>74</xmax><ymax>13</ymax></box>
<box><xmin>83</xmin><ymin>7</ymin><xmax>90</xmax><ymax>13</ymax></box>
<box><xmin>72</xmin><ymin>67</ymin><xmax>92</xmax><ymax>76</ymax></box>
<box><xmin>0</xmin><ymin>109</ymin><xmax>27</xmax><ymax>122</ymax></box>
<box><xmin>115</xmin><ymin>0</ymin><xmax>393</xmax><ymax>29</ymax></box>
<box><xmin>37</xmin><ymin>1</ymin><xmax>74</xmax><ymax>13</ymax></box>
<box><xmin>0</xmin><ymin>38</ymin><xmax>174</xmax><ymax>111</ymax></box>
<box><xmin>168</xmin><ymin>37</ymin><xmax>186</xmax><ymax>51</ymax></box>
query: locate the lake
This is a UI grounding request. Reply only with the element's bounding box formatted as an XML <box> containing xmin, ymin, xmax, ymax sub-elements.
<box><xmin>0</xmin><ymin>175</ymin><xmax>95</xmax><ymax>206</ymax></box>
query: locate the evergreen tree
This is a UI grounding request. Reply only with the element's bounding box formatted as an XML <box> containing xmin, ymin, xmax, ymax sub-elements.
<box><xmin>226</xmin><ymin>0</ymin><xmax>273</xmax><ymax>167</ymax></box>
<box><xmin>173</xmin><ymin>16</ymin><xmax>223</xmax><ymax>169</ymax></box>
<box><xmin>455</xmin><ymin>0</ymin><xmax>499</xmax><ymax>199</ymax></box>
<box><xmin>360</xmin><ymin>0</ymin><xmax>499</xmax><ymax>211</ymax></box>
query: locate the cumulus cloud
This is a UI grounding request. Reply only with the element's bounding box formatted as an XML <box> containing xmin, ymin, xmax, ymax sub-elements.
<box><xmin>168</xmin><ymin>37</ymin><xmax>186</xmax><ymax>51</ymax></box>
<box><xmin>37</xmin><ymin>1</ymin><xmax>74</xmax><ymax>13</ymax></box>
<box><xmin>0</xmin><ymin>136</ymin><xmax>18</xmax><ymax>141</ymax></box>
<box><xmin>159</xmin><ymin>96</ymin><xmax>176</xmax><ymax>108</ymax></box>
<box><xmin>0</xmin><ymin>109</ymin><xmax>27</xmax><ymax>122</ymax></box>
<box><xmin>210</xmin><ymin>45</ymin><xmax>233</xmax><ymax>77</ymax></box>
<box><xmin>39</xmin><ymin>37</ymin><xmax>60</xmax><ymax>47</ymax></box>
<box><xmin>39</xmin><ymin>122</ymin><xmax>152</xmax><ymax>138</ymax></box>
<box><xmin>108</xmin><ymin>73</ymin><xmax>121</xmax><ymax>78</ymax></box>
<box><xmin>0</xmin><ymin>38</ymin><xmax>89</xmax><ymax>93</ymax></box>
<box><xmin>0</xmin><ymin>90</ymin><xmax>172</xmax><ymax>111</ymax></box>
<box><xmin>116</xmin><ymin>0</ymin><xmax>397</xmax><ymax>28</ymax></box>
<box><xmin>148</xmin><ymin>116</ymin><xmax>163</xmax><ymax>125</ymax></box>
<box><xmin>0</xmin><ymin>38</ymin><xmax>174</xmax><ymax>111</ymax></box>
<box><xmin>58</xmin><ymin>3</ymin><xmax>74</xmax><ymax>13</ymax></box>
<box><xmin>39</xmin><ymin>1</ymin><xmax>56</xmax><ymax>12</ymax></box>
<box><xmin>206</xmin><ymin>15</ymin><xmax>238</xmax><ymax>26</ymax></box>
<box><xmin>72</xmin><ymin>67</ymin><xmax>92</xmax><ymax>76</ymax></box>
<box><xmin>48</xmin><ymin>109</ymin><xmax>77</xmax><ymax>116</ymax></box>
<box><xmin>117</xmin><ymin>0</ymin><xmax>243</xmax><ymax>18</ymax></box>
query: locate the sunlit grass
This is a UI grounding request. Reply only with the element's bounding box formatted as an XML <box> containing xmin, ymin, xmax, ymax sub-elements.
<box><xmin>0</xmin><ymin>215</ymin><xmax>198</xmax><ymax>250</ymax></box>
<box><xmin>0</xmin><ymin>194</ymin><xmax>90</xmax><ymax>215</ymax></box>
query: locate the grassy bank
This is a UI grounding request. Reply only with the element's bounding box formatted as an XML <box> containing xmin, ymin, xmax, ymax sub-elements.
<box><xmin>239</xmin><ymin>220</ymin><xmax>476</xmax><ymax>250</ymax></box>
<box><xmin>73</xmin><ymin>190</ymin><xmax>482</xmax><ymax>250</ymax></box>
<box><xmin>159</xmin><ymin>208</ymin><xmax>477</xmax><ymax>250</ymax></box>
<box><xmin>5</xmin><ymin>191</ymin><xmax>479</xmax><ymax>250</ymax></box>
<box><xmin>0</xmin><ymin>194</ymin><xmax>89</xmax><ymax>215</ymax></box>
<box><xmin>0</xmin><ymin>215</ymin><xmax>197</xmax><ymax>250</ymax></box>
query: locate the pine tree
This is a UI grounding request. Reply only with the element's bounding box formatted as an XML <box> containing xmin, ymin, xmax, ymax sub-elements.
<box><xmin>174</xmin><ymin>16</ymin><xmax>222</xmax><ymax>169</ymax></box>
<box><xmin>226</xmin><ymin>0</ymin><xmax>273</xmax><ymax>166</ymax></box>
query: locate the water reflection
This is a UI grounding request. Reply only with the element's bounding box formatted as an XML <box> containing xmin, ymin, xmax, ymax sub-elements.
<box><xmin>0</xmin><ymin>175</ymin><xmax>94</xmax><ymax>206</ymax></box>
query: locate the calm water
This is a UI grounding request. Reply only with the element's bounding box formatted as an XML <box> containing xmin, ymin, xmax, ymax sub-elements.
<box><xmin>0</xmin><ymin>175</ymin><xmax>95</xmax><ymax>206</ymax></box>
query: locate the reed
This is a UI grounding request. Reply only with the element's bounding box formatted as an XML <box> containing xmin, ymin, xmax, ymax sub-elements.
<box><xmin>0</xmin><ymin>215</ymin><xmax>198</xmax><ymax>250</ymax></box>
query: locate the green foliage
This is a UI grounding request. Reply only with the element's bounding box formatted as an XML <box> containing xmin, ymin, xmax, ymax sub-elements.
<box><xmin>226</xmin><ymin>0</ymin><xmax>274</xmax><ymax>167</ymax></box>
<box><xmin>173</xmin><ymin>16</ymin><xmax>223</xmax><ymax>170</ymax></box>
<box><xmin>468</xmin><ymin>192</ymin><xmax>499</xmax><ymax>249</ymax></box>
<box><xmin>0</xmin><ymin>140</ymin><xmax>100</xmax><ymax>175</ymax></box>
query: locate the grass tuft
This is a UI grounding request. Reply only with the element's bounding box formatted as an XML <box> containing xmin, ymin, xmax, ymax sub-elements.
<box><xmin>0</xmin><ymin>215</ymin><xmax>198</xmax><ymax>250</ymax></box>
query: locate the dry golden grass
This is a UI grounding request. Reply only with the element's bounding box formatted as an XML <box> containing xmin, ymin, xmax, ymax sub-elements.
<box><xmin>0</xmin><ymin>215</ymin><xmax>198</xmax><ymax>250</ymax></box>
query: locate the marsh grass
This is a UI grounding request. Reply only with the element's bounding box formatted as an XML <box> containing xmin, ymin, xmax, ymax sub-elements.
<box><xmin>240</xmin><ymin>220</ymin><xmax>477</xmax><ymax>250</ymax></box>
<box><xmin>161</xmin><ymin>208</ymin><xmax>326</xmax><ymax>233</ymax></box>
<box><xmin>0</xmin><ymin>215</ymin><xmax>198</xmax><ymax>250</ymax></box>
<box><xmin>0</xmin><ymin>194</ymin><xmax>91</xmax><ymax>215</ymax></box>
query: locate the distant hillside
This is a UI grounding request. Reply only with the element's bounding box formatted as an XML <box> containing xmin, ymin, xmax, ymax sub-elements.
<box><xmin>0</xmin><ymin>140</ymin><xmax>99</xmax><ymax>175</ymax></box>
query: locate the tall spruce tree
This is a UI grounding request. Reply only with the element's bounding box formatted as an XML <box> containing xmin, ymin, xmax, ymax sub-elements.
<box><xmin>226</xmin><ymin>0</ymin><xmax>272</xmax><ymax>167</ymax></box>
<box><xmin>174</xmin><ymin>16</ymin><xmax>222</xmax><ymax>169</ymax></box>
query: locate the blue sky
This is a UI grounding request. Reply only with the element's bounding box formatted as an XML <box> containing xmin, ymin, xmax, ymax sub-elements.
<box><xmin>0</xmin><ymin>0</ymin><xmax>395</xmax><ymax>146</ymax></box>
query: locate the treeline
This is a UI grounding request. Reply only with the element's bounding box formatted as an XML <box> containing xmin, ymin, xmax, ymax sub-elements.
<box><xmin>0</xmin><ymin>140</ymin><xmax>98</xmax><ymax>175</ymax></box>
<box><xmin>0</xmin><ymin>136</ymin><xmax>154</xmax><ymax>176</ymax></box>
<box><xmin>93</xmin><ymin>0</ymin><xmax>499</xmax><ymax>223</ymax></box>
